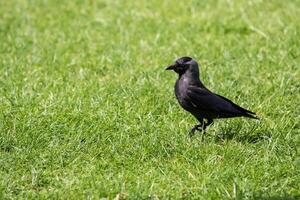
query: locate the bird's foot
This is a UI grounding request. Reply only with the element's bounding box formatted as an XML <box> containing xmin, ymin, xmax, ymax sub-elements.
<box><xmin>189</xmin><ymin>125</ymin><xmax>202</xmax><ymax>138</ymax></box>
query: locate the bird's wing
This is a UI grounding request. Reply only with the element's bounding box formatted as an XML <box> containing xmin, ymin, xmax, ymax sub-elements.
<box><xmin>215</xmin><ymin>94</ymin><xmax>256</xmax><ymax>115</ymax></box>
<box><xmin>186</xmin><ymin>86</ymin><xmax>257</xmax><ymax>118</ymax></box>
<box><xmin>186</xmin><ymin>86</ymin><xmax>233</xmax><ymax>113</ymax></box>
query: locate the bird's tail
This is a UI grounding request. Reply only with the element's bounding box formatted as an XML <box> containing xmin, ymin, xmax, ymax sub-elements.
<box><xmin>243</xmin><ymin>111</ymin><xmax>260</xmax><ymax>120</ymax></box>
<box><xmin>215</xmin><ymin>94</ymin><xmax>260</xmax><ymax>120</ymax></box>
<box><xmin>231</xmin><ymin>102</ymin><xmax>259</xmax><ymax>120</ymax></box>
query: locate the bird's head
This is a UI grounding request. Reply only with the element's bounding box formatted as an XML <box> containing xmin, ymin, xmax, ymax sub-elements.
<box><xmin>165</xmin><ymin>56</ymin><xmax>199</xmax><ymax>77</ymax></box>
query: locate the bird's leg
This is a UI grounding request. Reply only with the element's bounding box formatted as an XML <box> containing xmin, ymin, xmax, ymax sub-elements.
<box><xmin>205</xmin><ymin>118</ymin><xmax>214</xmax><ymax>129</ymax></box>
<box><xmin>199</xmin><ymin>118</ymin><xmax>214</xmax><ymax>141</ymax></box>
<box><xmin>189</xmin><ymin>124</ymin><xmax>202</xmax><ymax>138</ymax></box>
<box><xmin>202</xmin><ymin>118</ymin><xmax>213</xmax><ymax>132</ymax></box>
<box><xmin>202</xmin><ymin>119</ymin><xmax>214</xmax><ymax>135</ymax></box>
<box><xmin>189</xmin><ymin>119</ymin><xmax>204</xmax><ymax>138</ymax></box>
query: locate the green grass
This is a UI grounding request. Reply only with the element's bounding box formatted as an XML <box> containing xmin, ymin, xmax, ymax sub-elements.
<box><xmin>0</xmin><ymin>0</ymin><xmax>300</xmax><ymax>199</ymax></box>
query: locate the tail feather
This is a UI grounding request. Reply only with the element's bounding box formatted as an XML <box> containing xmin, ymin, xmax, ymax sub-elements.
<box><xmin>234</xmin><ymin>104</ymin><xmax>259</xmax><ymax>120</ymax></box>
<box><xmin>216</xmin><ymin>94</ymin><xmax>259</xmax><ymax>120</ymax></box>
<box><xmin>243</xmin><ymin>111</ymin><xmax>259</xmax><ymax>119</ymax></box>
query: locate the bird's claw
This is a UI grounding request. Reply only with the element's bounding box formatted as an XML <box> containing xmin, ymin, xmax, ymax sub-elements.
<box><xmin>189</xmin><ymin>126</ymin><xmax>202</xmax><ymax>138</ymax></box>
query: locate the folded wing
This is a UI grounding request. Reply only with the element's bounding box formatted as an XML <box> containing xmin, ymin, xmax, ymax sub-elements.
<box><xmin>186</xmin><ymin>86</ymin><xmax>258</xmax><ymax>119</ymax></box>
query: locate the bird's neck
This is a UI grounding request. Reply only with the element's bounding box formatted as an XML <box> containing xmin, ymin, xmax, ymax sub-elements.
<box><xmin>179</xmin><ymin>71</ymin><xmax>202</xmax><ymax>86</ymax></box>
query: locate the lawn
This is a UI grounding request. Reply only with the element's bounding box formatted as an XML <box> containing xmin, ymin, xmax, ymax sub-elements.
<box><xmin>0</xmin><ymin>0</ymin><xmax>299</xmax><ymax>199</ymax></box>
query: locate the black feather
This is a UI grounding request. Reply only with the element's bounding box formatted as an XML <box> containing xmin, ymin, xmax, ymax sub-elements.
<box><xmin>166</xmin><ymin>56</ymin><xmax>259</xmax><ymax>134</ymax></box>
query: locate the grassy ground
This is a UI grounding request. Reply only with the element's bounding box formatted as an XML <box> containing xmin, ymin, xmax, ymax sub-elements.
<box><xmin>0</xmin><ymin>0</ymin><xmax>300</xmax><ymax>199</ymax></box>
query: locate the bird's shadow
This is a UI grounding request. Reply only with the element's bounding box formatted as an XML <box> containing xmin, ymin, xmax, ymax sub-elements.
<box><xmin>212</xmin><ymin>126</ymin><xmax>272</xmax><ymax>144</ymax></box>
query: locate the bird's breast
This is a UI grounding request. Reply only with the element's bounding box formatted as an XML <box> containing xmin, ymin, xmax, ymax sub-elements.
<box><xmin>174</xmin><ymin>77</ymin><xmax>191</xmax><ymax>109</ymax></box>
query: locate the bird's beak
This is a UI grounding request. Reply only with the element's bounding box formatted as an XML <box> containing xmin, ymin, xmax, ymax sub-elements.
<box><xmin>165</xmin><ymin>64</ymin><xmax>175</xmax><ymax>70</ymax></box>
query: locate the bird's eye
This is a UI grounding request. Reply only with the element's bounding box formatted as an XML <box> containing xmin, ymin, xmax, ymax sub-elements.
<box><xmin>182</xmin><ymin>64</ymin><xmax>189</xmax><ymax>68</ymax></box>
<box><xmin>177</xmin><ymin>64</ymin><xmax>188</xmax><ymax>71</ymax></box>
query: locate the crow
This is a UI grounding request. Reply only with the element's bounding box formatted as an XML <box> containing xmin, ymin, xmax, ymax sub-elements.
<box><xmin>165</xmin><ymin>56</ymin><xmax>258</xmax><ymax>137</ymax></box>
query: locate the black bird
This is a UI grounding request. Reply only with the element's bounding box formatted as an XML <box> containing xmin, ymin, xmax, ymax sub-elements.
<box><xmin>166</xmin><ymin>56</ymin><xmax>258</xmax><ymax>137</ymax></box>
